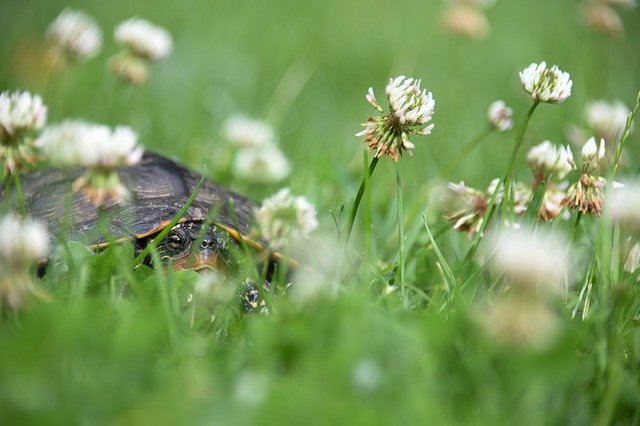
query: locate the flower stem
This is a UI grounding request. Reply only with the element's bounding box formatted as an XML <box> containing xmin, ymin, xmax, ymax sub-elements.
<box><xmin>502</xmin><ymin>101</ymin><xmax>539</xmax><ymax>219</ymax></box>
<box><xmin>343</xmin><ymin>155</ymin><xmax>379</xmax><ymax>247</ymax></box>
<box><xmin>396</xmin><ymin>170</ymin><xmax>407</xmax><ymax>305</ymax></box>
<box><xmin>12</xmin><ymin>172</ymin><xmax>25</xmax><ymax>217</ymax></box>
<box><xmin>612</xmin><ymin>90</ymin><xmax>640</xmax><ymax>177</ymax></box>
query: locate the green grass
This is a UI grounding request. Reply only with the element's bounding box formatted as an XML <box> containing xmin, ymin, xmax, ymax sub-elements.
<box><xmin>1</xmin><ymin>0</ymin><xmax>640</xmax><ymax>424</ymax></box>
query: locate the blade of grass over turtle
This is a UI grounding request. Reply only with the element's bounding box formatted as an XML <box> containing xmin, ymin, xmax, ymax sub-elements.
<box><xmin>227</xmin><ymin>198</ymin><xmax>261</xmax><ymax>283</ymax></box>
<box><xmin>133</xmin><ymin>171</ymin><xmax>206</xmax><ymax>267</ymax></box>
<box><xmin>151</xmin><ymin>249</ymin><xmax>179</xmax><ymax>345</ymax></box>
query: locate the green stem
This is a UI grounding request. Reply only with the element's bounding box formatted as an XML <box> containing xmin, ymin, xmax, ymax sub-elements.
<box><xmin>12</xmin><ymin>172</ymin><xmax>25</xmax><ymax>217</ymax></box>
<box><xmin>460</xmin><ymin>101</ymin><xmax>540</xmax><ymax>267</ymax></box>
<box><xmin>396</xmin><ymin>170</ymin><xmax>406</xmax><ymax>305</ymax></box>
<box><xmin>343</xmin><ymin>156</ymin><xmax>379</xmax><ymax>247</ymax></box>
<box><xmin>612</xmin><ymin>90</ymin><xmax>640</xmax><ymax>177</ymax></box>
<box><xmin>439</xmin><ymin>127</ymin><xmax>492</xmax><ymax>178</ymax></box>
<box><xmin>571</xmin><ymin>212</ymin><xmax>583</xmax><ymax>243</ymax></box>
<box><xmin>502</xmin><ymin>101</ymin><xmax>540</xmax><ymax>219</ymax></box>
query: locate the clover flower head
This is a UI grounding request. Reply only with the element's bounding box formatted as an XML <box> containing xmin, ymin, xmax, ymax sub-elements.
<box><xmin>585</xmin><ymin>99</ymin><xmax>632</xmax><ymax>144</ymax></box>
<box><xmin>519</xmin><ymin>62</ymin><xmax>572</xmax><ymax>103</ymax></box>
<box><xmin>440</xmin><ymin>4</ymin><xmax>490</xmax><ymax>40</ymax></box>
<box><xmin>357</xmin><ymin>76</ymin><xmax>435</xmax><ymax>162</ymax></box>
<box><xmin>39</xmin><ymin>120</ymin><xmax>143</xmax><ymax>206</ymax></box>
<box><xmin>526</xmin><ymin>140</ymin><xmax>575</xmax><ymax>180</ymax></box>
<box><xmin>581</xmin><ymin>136</ymin><xmax>605</xmax><ymax>171</ymax></box>
<box><xmin>223</xmin><ymin>115</ymin><xmax>275</xmax><ymax>149</ymax></box>
<box><xmin>488</xmin><ymin>226</ymin><xmax>568</xmax><ymax>293</ymax></box>
<box><xmin>255</xmin><ymin>189</ymin><xmax>318</xmax><ymax>250</ymax></box>
<box><xmin>442</xmin><ymin>181</ymin><xmax>490</xmax><ymax>237</ymax></box>
<box><xmin>0</xmin><ymin>214</ymin><xmax>49</xmax><ymax>266</ymax></box>
<box><xmin>0</xmin><ymin>90</ymin><xmax>48</xmax><ymax>173</ymax></box>
<box><xmin>46</xmin><ymin>8</ymin><xmax>102</xmax><ymax>62</ymax></box>
<box><xmin>233</xmin><ymin>145</ymin><xmax>291</xmax><ymax>184</ymax></box>
<box><xmin>114</xmin><ymin>18</ymin><xmax>173</xmax><ymax>61</ymax></box>
<box><xmin>562</xmin><ymin>173</ymin><xmax>606</xmax><ymax>216</ymax></box>
<box><xmin>487</xmin><ymin>100</ymin><xmax>513</xmax><ymax>132</ymax></box>
<box><xmin>604</xmin><ymin>181</ymin><xmax>640</xmax><ymax>231</ymax></box>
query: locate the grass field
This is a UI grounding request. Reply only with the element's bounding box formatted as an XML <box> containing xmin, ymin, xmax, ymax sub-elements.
<box><xmin>1</xmin><ymin>0</ymin><xmax>640</xmax><ymax>424</ymax></box>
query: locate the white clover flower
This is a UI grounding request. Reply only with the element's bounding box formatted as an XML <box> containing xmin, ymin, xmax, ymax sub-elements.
<box><xmin>39</xmin><ymin>120</ymin><xmax>143</xmax><ymax>169</ymax></box>
<box><xmin>46</xmin><ymin>8</ymin><xmax>102</xmax><ymax>62</ymax></box>
<box><xmin>232</xmin><ymin>145</ymin><xmax>291</xmax><ymax>184</ymax></box>
<box><xmin>476</xmin><ymin>297</ymin><xmax>560</xmax><ymax>350</ymax></box>
<box><xmin>585</xmin><ymin>99</ymin><xmax>632</xmax><ymax>144</ymax></box>
<box><xmin>351</xmin><ymin>358</ymin><xmax>383</xmax><ymax>394</ymax></box>
<box><xmin>440</xmin><ymin>5</ymin><xmax>490</xmax><ymax>40</ymax></box>
<box><xmin>222</xmin><ymin>115</ymin><xmax>275</xmax><ymax>149</ymax></box>
<box><xmin>488</xmin><ymin>226</ymin><xmax>569</xmax><ymax>293</ymax></box>
<box><xmin>526</xmin><ymin>141</ymin><xmax>575</xmax><ymax>179</ymax></box>
<box><xmin>581</xmin><ymin>136</ymin><xmax>605</xmax><ymax>171</ymax></box>
<box><xmin>604</xmin><ymin>181</ymin><xmax>640</xmax><ymax>231</ymax></box>
<box><xmin>0</xmin><ymin>90</ymin><xmax>47</xmax><ymax>143</ymax></box>
<box><xmin>0</xmin><ymin>90</ymin><xmax>48</xmax><ymax>173</ymax></box>
<box><xmin>114</xmin><ymin>18</ymin><xmax>173</xmax><ymax>61</ymax></box>
<box><xmin>255</xmin><ymin>188</ymin><xmax>319</xmax><ymax>250</ymax></box>
<box><xmin>0</xmin><ymin>214</ymin><xmax>49</xmax><ymax>265</ymax></box>
<box><xmin>39</xmin><ymin>120</ymin><xmax>143</xmax><ymax>206</ymax></box>
<box><xmin>385</xmin><ymin>76</ymin><xmax>436</xmax><ymax>126</ymax></box>
<box><xmin>358</xmin><ymin>76</ymin><xmax>435</xmax><ymax>162</ymax></box>
<box><xmin>487</xmin><ymin>100</ymin><xmax>513</xmax><ymax>132</ymax></box>
<box><xmin>442</xmin><ymin>180</ymin><xmax>493</xmax><ymax>237</ymax></box>
<box><xmin>519</xmin><ymin>62</ymin><xmax>573</xmax><ymax>103</ymax></box>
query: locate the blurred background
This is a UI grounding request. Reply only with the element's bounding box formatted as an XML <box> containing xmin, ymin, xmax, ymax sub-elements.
<box><xmin>2</xmin><ymin>0</ymin><xmax>639</xmax><ymax>211</ymax></box>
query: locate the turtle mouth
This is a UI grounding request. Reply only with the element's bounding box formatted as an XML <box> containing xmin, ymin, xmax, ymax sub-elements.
<box><xmin>169</xmin><ymin>251</ymin><xmax>223</xmax><ymax>272</ymax></box>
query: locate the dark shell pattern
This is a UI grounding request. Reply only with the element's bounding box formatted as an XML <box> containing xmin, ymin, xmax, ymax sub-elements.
<box><xmin>0</xmin><ymin>152</ymin><xmax>259</xmax><ymax>249</ymax></box>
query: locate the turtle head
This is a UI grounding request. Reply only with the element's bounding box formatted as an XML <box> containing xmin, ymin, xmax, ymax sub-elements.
<box><xmin>151</xmin><ymin>222</ymin><xmax>233</xmax><ymax>272</ymax></box>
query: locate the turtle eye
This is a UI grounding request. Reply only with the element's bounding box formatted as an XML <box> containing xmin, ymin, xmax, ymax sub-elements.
<box><xmin>165</xmin><ymin>231</ymin><xmax>185</xmax><ymax>251</ymax></box>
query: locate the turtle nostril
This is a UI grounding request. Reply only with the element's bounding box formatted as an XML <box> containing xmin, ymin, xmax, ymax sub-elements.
<box><xmin>208</xmin><ymin>241</ymin><xmax>215</xmax><ymax>248</ymax></box>
<box><xmin>200</xmin><ymin>241</ymin><xmax>208</xmax><ymax>249</ymax></box>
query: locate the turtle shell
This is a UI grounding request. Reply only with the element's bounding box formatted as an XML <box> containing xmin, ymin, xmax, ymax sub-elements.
<box><xmin>3</xmin><ymin>152</ymin><xmax>261</xmax><ymax>250</ymax></box>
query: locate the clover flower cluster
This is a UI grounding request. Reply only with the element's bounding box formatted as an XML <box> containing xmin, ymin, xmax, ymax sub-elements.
<box><xmin>222</xmin><ymin>115</ymin><xmax>291</xmax><ymax>184</ymax></box>
<box><xmin>46</xmin><ymin>8</ymin><xmax>102</xmax><ymax>63</ymax></box>
<box><xmin>110</xmin><ymin>18</ymin><xmax>173</xmax><ymax>84</ymax></box>
<box><xmin>487</xmin><ymin>100</ymin><xmax>513</xmax><ymax>132</ymax></box>
<box><xmin>357</xmin><ymin>76</ymin><xmax>435</xmax><ymax>162</ymax></box>
<box><xmin>561</xmin><ymin>137</ymin><xmax>607</xmax><ymax>215</ymax></box>
<box><xmin>255</xmin><ymin>188</ymin><xmax>318</xmax><ymax>250</ymax></box>
<box><xmin>581</xmin><ymin>0</ymin><xmax>637</xmax><ymax>35</ymax></box>
<box><xmin>0</xmin><ymin>214</ymin><xmax>49</xmax><ymax>310</ymax></box>
<box><xmin>519</xmin><ymin>62</ymin><xmax>573</xmax><ymax>103</ymax></box>
<box><xmin>39</xmin><ymin>120</ymin><xmax>144</xmax><ymax>205</ymax></box>
<box><xmin>0</xmin><ymin>90</ymin><xmax>48</xmax><ymax>173</ymax></box>
<box><xmin>440</xmin><ymin>0</ymin><xmax>495</xmax><ymax>39</ymax></box>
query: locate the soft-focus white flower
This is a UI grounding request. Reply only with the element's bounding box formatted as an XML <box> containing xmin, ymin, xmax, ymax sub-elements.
<box><xmin>39</xmin><ymin>120</ymin><xmax>143</xmax><ymax>168</ymax></box>
<box><xmin>488</xmin><ymin>226</ymin><xmax>569</xmax><ymax>293</ymax></box>
<box><xmin>487</xmin><ymin>100</ymin><xmax>513</xmax><ymax>132</ymax></box>
<box><xmin>114</xmin><ymin>18</ymin><xmax>173</xmax><ymax>61</ymax></box>
<box><xmin>585</xmin><ymin>99</ymin><xmax>631</xmax><ymax>144</ymax></box>
<box><xmin>290</xmin><ymin>234</ymin><xmax>341</xmax><ymax>304</ymax></box>
<box><xmin>604</xmin><ymin>181</ymin><xmax>640</xmax><ymax>231</ymax></box>
<box><xmin>232</xmin><ymin>145</ymin><xmax>291</xmax><ymax>184</ymax></box>
<box><xmin>440</xmin><ymin>5</ymin><xmax>490</xmax><ymax>39</ymax></box>
<box><xmin>351</xmin><ymin>358</ymin><xmax>383</xmax><ymax>394</ymax></box>
<box><xmin>358</xmin><ymin>76</ymin><xmax>435</xmax><ymax>161</ymax></box>
<box><xmin>0</xmin><ymin>90</ymin><xmax>47</xmax><ymax>143</ymax></box>
<box><xmin>223</xmin><ymin>115</ymin><xmax>275</xmax><ymax>149</ymax></box>
<box><xmin>38</xmin><ymin>120</ymin><xmax>143</xmax><ymax>205</ymax></box>
<box><xmin>526</xmin><ymin>141</ymin><xmax>575</xmax><ymax>179</ymax></box>
<box><xmin>581</xmin><ymin>136</ymin><xmax>605</xmax><ymax>171</ymax></box>
<box><xmin>0</xmin><ymin>214</ymin><xmax>49</xmax><ymax>265</ymax></box>
<box><xmin>234</xmin><ymin>370</ymin><xmax>270</xmax><ymax>407</ymax></box>
<box><xmin>442</xmin><ymin>180</ymin><xmax>498</xmax><ymax>237</ymax></box>
<box><xmin>582</xmin><ymin>2</ymin><xmax>625</xmax><ymax>35</ymax></box>
<box><xmin>476</xmin><ymin>297</ymin><xmax>560</xmax><ymax>350</ymax></box>
<box><xmin>46</xmin><ymin>8</ymin><xmax>102</xmax><ymax>62</ymax></box>
<box><xmin>519</xmin><ymin>62</ymin><xmax>573</xmax><ymax>103</ymax></box>
<box><xmin>0</xmin><ymin>90</ymin><xmax>48</xmax><ymax>173</ymax></box>
<box><xmin>255</xmin><ymin>188</ymin><xmax>318</xmax><ymax>250</ymax></box>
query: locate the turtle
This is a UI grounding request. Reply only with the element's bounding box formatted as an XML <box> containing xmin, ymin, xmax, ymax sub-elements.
<box><xmin>0</xmin><ymin>151</ymin><xmax>273</xmax><ymax>273</ymax></box>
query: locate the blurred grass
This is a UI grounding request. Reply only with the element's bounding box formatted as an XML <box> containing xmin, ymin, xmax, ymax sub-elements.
<box><xmin>1</xmin><ymin>0</ymin><xmax>640</xmax><ymax>424</ymax></box>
